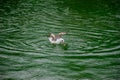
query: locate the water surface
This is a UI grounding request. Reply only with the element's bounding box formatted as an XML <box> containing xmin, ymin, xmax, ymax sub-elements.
<box><xmin>0</xmin><ymin>0</ymin><xmax>120</xmax><ymax>80</ymax></box>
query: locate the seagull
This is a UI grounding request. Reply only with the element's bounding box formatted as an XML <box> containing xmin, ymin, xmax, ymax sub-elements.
<box><xmin>48</xmin><ymin>32</ymin><xmax>66</xmax><ymax>44</ymax></box>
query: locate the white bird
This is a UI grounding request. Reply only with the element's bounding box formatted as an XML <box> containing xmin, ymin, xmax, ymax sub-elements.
<box><xmin>48</xmin><ymin>32</ymin><xmax>66</xmax><ymax>44</ymax></box>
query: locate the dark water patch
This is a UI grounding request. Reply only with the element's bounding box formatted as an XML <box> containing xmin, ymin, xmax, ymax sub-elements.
<box><xmin>63</xmin><ymin>0</ymin><xmax>120</xmax><ymax>15</ymax></box>
<box><xmin>0</xmin><ymin>0</ymin><xmax>22</xmax><ymax>16</ymax></box>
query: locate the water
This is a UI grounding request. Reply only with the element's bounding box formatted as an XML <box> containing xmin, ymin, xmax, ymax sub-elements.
<box><xmin>0</xmin><ymin>0</ymin><xmax>120</xmax><ymax>80</ymax></box>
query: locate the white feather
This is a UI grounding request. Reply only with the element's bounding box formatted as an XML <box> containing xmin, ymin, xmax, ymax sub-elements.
<box><xmin>49</xmin><ymin>37</ymin><xmax>64</xmax><ymax>44</ymax></box>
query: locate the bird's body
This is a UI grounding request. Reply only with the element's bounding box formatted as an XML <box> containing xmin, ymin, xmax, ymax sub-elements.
<box><xmin>48</xmin><ymin>37</ymin><xmax>64</xmax><ymax>44</ymax></box>
<box><xmin>48</xmin><ymin>32</ymin><xmax>66</xmax><ymax>44</ymax></box>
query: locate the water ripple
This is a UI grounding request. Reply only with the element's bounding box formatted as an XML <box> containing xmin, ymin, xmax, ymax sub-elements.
<box><xmin>0</xmin><ymin>0</ymin><xmax>120</xmax><ymax>80</ymax></box>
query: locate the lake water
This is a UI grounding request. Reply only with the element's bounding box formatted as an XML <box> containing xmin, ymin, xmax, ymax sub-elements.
<box><xmin>0</xmin><ymin>0</ymin><xmax>120</xmax><ymax>80</ymax></box>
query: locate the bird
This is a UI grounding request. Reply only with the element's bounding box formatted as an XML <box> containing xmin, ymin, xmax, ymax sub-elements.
<box><xmin>48</xmin><ymin>32</ymin><xmax>66</xmax><ymax>44</ymax></box>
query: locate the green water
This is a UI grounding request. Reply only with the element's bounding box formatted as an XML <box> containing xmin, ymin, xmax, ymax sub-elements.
<box><xmin>0</xmin><ymin>0</ymin><xmax>120</xmax><ymax>80</ymax></box>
